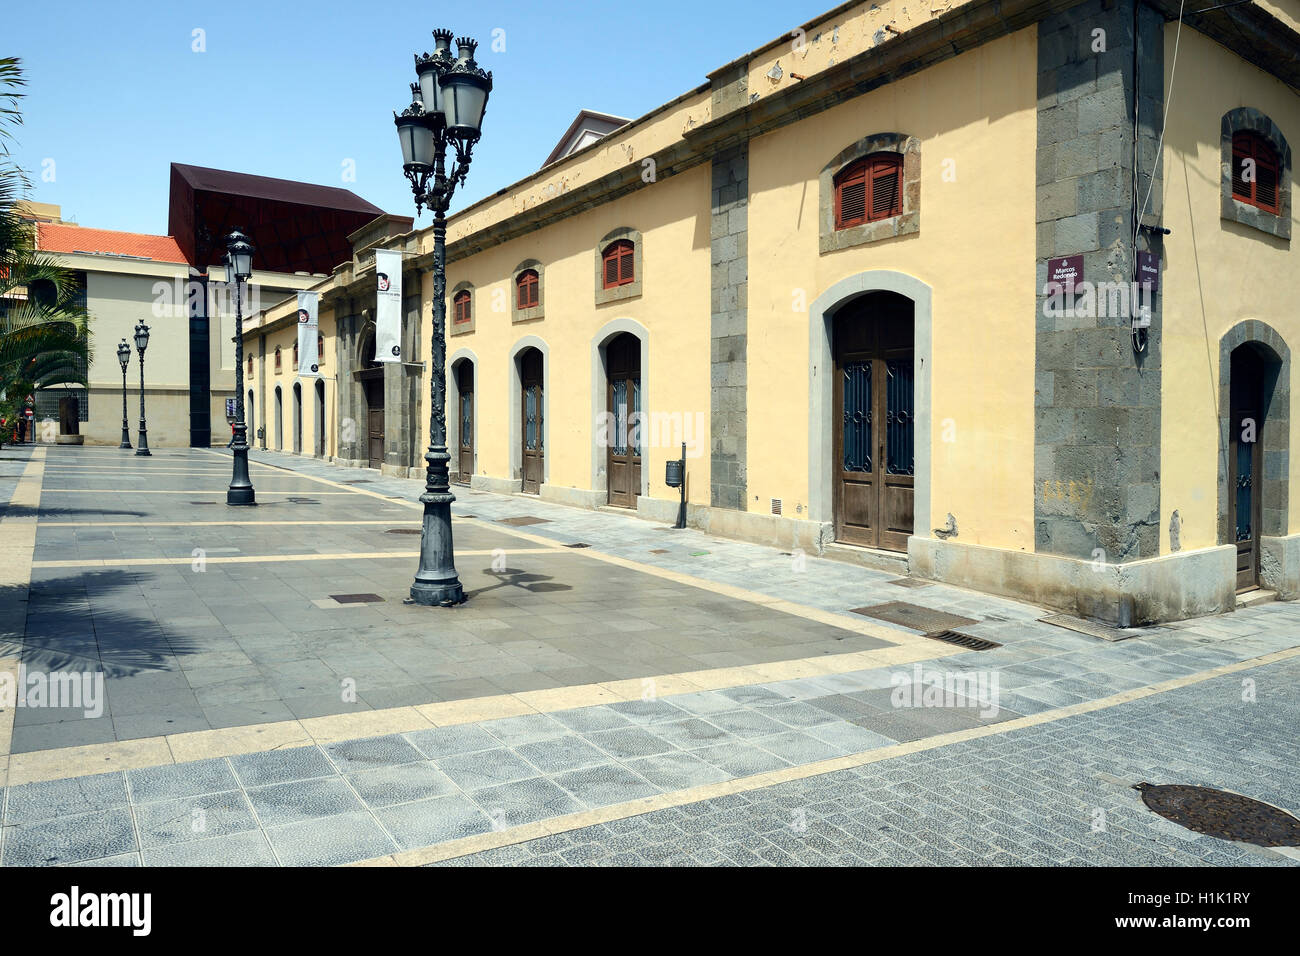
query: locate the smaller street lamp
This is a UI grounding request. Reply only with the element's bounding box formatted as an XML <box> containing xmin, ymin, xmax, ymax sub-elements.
<box><xmin>225</xmin><ymin>229</ymin><xmax>256</xmax><ymax>506</ymax></box>
<box><xmin>134</xmin><ymin>320</ymin><xmax>151</xmax><ymax>456</ymax></box>
<box><xmin>116</xmin><ymin>339</ymin><xmax>132</xmax><ymax>449</ymax></box>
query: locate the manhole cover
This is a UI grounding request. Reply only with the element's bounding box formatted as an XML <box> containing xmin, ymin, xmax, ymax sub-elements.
<box><xmin>887</xmin><ymin>577</ymin><xmax>933</xmax><ymax>589</ymax></box>
<box><xmin>925</xmin><ymin>630</ymin><xmax>1001</xmax><ymax>650</ymax></box>
<box><xmin>849</xmin><ymin>601</ymin><xmax>978</xmax><ymax>632</ymax></box>
<box><xmin>1134</xmin><ymin>783</ymin><xmax>1300</xmax><ymax>846</ymax></box>
<box><xmin>1041</xmin><ymin>613</ymin><xmax>1136</xmax><ymax>642</ymax></box>
<box><xmin>330</xmin><ymin>593</ymin><xmax>385</xmax><ymax>604</ymax></box>
<box><xmin>497</xmin><ymin>516</ymin><xmax>550</xmax><ymax>526</ymax></box>
<box><xmin>385</xmin><ymin>528</ymin><xmax>422</xmax><ymax>535</ymax></box>
<box><xmin>563</xmin><ymin>542</ymin><xmax>590</xmax><ymax>548</ymax></box>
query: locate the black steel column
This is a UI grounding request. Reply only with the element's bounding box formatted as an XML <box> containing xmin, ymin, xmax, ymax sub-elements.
<box><xmin>409</xmin><ymin>191</ymin><xmax>464</xmax><ymax>606</ymax></box>
<box><xmin>119</xmin><ymin>364</ymin><xmax>132</xmax><ymax>449</ymax></box>
<box><xmin>135</xmin><ymin>350</ymin><xmax>151</xmax><ymax>456</ymax></box>
<box><xmin>189</xmin><ymin>273</ymin><xmax>212</xmax><ymax>446</ymax></box>
<box><xmin>227</xmin><ymin>277</ymin><xmax>255</xmax><ymax>505</ymax></box>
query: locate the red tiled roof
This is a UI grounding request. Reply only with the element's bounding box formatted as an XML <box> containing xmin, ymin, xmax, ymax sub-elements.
<box><xmin>36</xmin><ymin>222</ymin><xmax>186</xmax><ymax>263</ymax></box>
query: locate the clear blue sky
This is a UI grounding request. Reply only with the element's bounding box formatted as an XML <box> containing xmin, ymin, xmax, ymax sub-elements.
<box><xmin>7</xmin><ymin>0</ymin><xmax>821</xmax><ymax>235</ymax></box>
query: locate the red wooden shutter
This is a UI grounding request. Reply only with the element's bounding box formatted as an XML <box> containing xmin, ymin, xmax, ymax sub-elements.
<box><xmin>293</xmin><ymin>342</ymin><xmax>299</xmax><ymax>368</ymax></box>
<box><xmin>1232</xmin><ymin>135</ymin><xmax>1251</xmax><ymax>199</ymax></box>
<box><xmin>603</xmin><ymin>241</ymin><xmax>634</xmax><ymax>288</ymax></box>
<box><xmin>835</xmin><ymin>161</ymin><xmax>868</xmax><ymax>229</ymax></box>
<box><xmin>318</xmin><ymin>335</ymin><xmax>324</xmax><ymax>361</ymax></box>
<box><xmin>453</xmin><ymin>290</ymin><xmax>471</xmax><ymax>323</ymax></box>
<box><xmin>1233</xmin><ymin>131</ymin><xmax>1281</xmax><ymax>214</ymax></box>
<box><xmin>869</xmin><ymin>156</ymin><xmax>902</xmax><ymax>220</ymax></box>
<box><xmin>274</xmin><ymin>347</ymin><xmax>281</xmax><ymax>371</ymax></box>
<box><xmin>517</xmin><ymin>270</ymin><xmax>538</xmax><ymax>308</ymax></box>
<box><xmin>1256</xmin><ymin>150</ymin><xmax>1279</xmax><ymax>212</ymax></box>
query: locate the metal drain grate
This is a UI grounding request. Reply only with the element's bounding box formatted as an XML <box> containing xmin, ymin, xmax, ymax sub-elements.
<box><xmin>342</xmin><ymin>479</ymin><xmax>373</xmax><ymax>484</ymax></box>
<box><xmin>1041</xmin><ymin>613</ymin><xmax>1137</xmax><ymax>642</ymax></box>
<box><xmin>649</xmin><ymin>549</ymin><xmax>669</xmax><ymax>554</ymax></box>
<box><xmin>385</xmin><ymin>528</ymin><xmax>421</xmax><ymax>535</ymax></box>
<box><xmin>1135</xmin><ymin>783</ymin><xmax>1300</xmax><ymax>846</ymax></box>
<box><xmin>563</xmin><ymin>542</ymin><xmax>590</xmax><ymax>548</ymax></box>
<box><xmin>287</xmin><ymin>497</ymin><xmax>321</xmax><ymax>505</ymax></box>
<box><xmin>850</xmin><ymin>601</ymin><xmax>979</xmax><ymax>633</ymax></box>
<box><xmin>887</xmin><ymin>577</ymin><xmax>933</xmax><ymax>589</ymax></box>
<box><xmin>497</xmin><ymin>516</ymin><xmax>550</xmax><ymax>526</ymax></box>
<box><xmin>188</xmin><ymin>501</ymin><xmax>217</xmax><ymax>506</ymax></box>
<box><xmin>925</xmin><ymin>630</ymin><xmax>1001</xmax><ymax>650</ymax></box>
<box><xmin>329</xmin><ymin>593</ymin><xmax>384</xmax><ymax>604</ymax></box>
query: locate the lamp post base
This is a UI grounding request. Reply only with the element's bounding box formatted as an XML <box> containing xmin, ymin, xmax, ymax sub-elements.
<box><xmin>135</xmin><ymin>429</ymin><xmax>151</xmax><ymax>456</ymax></box>
<box><xmin>409</xmin><ymin>494</ymin><xmax>465</xmax><ymax>607</ymax></box>
<box><xmin>119</xmin><ymin>427</ymin><xmax>132</xmax><ymax>450</ymax></box>
<box><xmin>409</xmin><ymin>578</ymin><xmax>466</xmax><ymax>606</ymax></box>
<box><xmin>227</xmin><ymin>434</ymin><xmax>256</xmax><ymax>506</ymax></box>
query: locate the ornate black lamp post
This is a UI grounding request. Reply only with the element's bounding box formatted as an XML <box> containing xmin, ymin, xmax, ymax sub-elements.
<box><xmin>394</xmin><ymin>29</ymin><xmax>492</xmax><ymax>607</ymax></box>
<box><xmin>116</xmin><ymin>339</ymin><xmax>132</xmax><ymax>449</ymax></box>
<box><xmin>133</xmin><ymin>320</ymin><xmax>151</xmax><ymax>456</ymax></box>
<box><xmin>225</xmin><ymin>230</ymin><xmax>256</xmax><ymax>506</ymax></box>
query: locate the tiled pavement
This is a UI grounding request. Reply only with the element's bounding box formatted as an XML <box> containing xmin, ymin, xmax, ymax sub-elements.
<box><xmin>1</xmin><ymin>445</ymin><xmax>1298</xmax><ymax>866</ymax></box>
<box><xmin>433</xmin><ymin>656</ymin><xmax>1300</xmax><ymax>867</ymax></box>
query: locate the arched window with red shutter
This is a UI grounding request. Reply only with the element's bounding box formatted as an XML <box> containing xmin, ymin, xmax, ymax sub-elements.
<box><xmin>453</xmin><ymin>289</ymin><xmax>472</xmax><ymax>324</ymax></box>
<box><xmin>274</xmin><ymin>346</ymin><xmax>282</xmax><ymax>373</ymax></box>
<box><xmin>602</xmin><ymin>240</ymin><xmax>635</xmax><ymax>289</ymax></box>
<box><xmin>834</xmin><ymin>153</ymin><xmax>903</xmax><ymax>230</ymax></box>
<box><xmin>1232</xmin><ymin>131</ymin><xmax>1281</xmax><ymax>214</ymax></box>
<box><xmin>517</xmin><ymin>269</ymin><xmax>540</xmax><ymax>309</ymax></box>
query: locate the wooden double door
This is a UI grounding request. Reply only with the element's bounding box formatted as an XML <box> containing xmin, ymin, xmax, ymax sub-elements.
<box><xmin>362</xmin><ymin>374</ymin><xmax>384</xmax><ymax>469</ymax></box>
<box><xmin>1230</xmin><ymin>345</ymin><xmax>1266</xmax><ymax>591</ymax></box>
<box><xmin>832</xmin><ymin>293</ymin><xmax>915</xmax><ymax>552</ymax></box>
<box><xmin>520</xmin><ymin>349</ymin><xmax>544</xmax><ymax>494</ymax></box>
<box><xmin>455</xmin><ymin>362</ymin><xmax>474</xmax><ymax>484</ymax></box>
<box><xmin>606</xmin><ymin>333</ymin><xmax>642</xmax><ymax>508</ymax></box>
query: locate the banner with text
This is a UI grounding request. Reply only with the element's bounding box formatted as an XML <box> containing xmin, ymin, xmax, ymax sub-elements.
<box><xmin>375</xmin><ymin>249</ymin><xmax>403</xmax><ymax>363</ymax></box>
<box><xmin>297</xmin><ymin>291</ymin><xmax>319</xmax><ymax>377</ymax></box>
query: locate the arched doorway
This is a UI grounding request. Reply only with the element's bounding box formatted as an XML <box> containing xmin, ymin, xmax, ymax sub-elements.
<box><xmin>1217</xmin><ymin>323</ymin><xmax>1290</xmax><ymax>595</ymax></box>
<box><xmin>315</xmin><ymin>379</ymin><xmax>325</xmax><ymax>457</ymax></box>
<box><xmin>832</xmin><ymin>290</ymin><xmax>915</xmax><ymax>551</ymax></box>
<box><xmin>605</xmin><ymin>332</ymin><xmax>642</xmax><ymax>508</ymax></box>
<box><xmin>519</xmin><ymin>347</ymin><xmax>544</xmax><ymax>494</ymax></box>
<box><xmin>357</xmin><ymin>326</ymin><xmax>384</xmax><ymax>469</ymax></box>
<box><xmin>292</xmin><ymin>382</ymin><xmax>302</xmax><ymax>454</ymax></box>
<box><xmin>455</xmin><ymin>361</ymin><xmax>474</xmax><ymax>483</ymax></box>
<box><xmin>274</xmin><ymin>386</ymin><xmax>283</xmax><ymax>450</ymax></box>
<box><xmin>1229</xmin><ymin>343</ymin><xmax>1280</xmax><ymax>590</ymax></box>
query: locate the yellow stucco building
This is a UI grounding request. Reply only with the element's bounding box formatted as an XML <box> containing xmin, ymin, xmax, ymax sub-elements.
<box><xmin>244</xmin><ymin>0</ymin><xmax>1300</xmax><ymax>625</ymax></box>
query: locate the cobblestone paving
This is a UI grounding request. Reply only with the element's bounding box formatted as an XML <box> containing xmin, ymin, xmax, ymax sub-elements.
<box><xmin>4</xmin><ymin>445</ymin><xmax>1299</xmax><ymax>866</ymax></box>
<box><xmin>432</xmin><ymin>656</ymin><xmax>1300</xmax><ymax>867</ymax></box>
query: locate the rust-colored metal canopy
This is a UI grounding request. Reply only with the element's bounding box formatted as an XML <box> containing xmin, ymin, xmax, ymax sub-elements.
<box><xmin>168</xmin><ymin>162</ymin><xmax>385</xmax><ymax>274</ymax></box>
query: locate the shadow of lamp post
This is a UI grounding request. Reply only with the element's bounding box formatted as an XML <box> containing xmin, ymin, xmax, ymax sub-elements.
<box><xmin>394</xmin><ymin>29</ymin><xmax>493</xmax><ymax>607</ymax></box>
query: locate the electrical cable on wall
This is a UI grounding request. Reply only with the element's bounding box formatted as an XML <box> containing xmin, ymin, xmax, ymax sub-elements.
<box><xmin>1132</xmin><ymin>0</ymin><xmax>1186</xmax><ymax>353</ymax></box>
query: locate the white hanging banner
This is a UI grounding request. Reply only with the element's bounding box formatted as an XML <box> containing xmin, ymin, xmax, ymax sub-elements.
<box><xmin>374</xmin><ymin>249</ymin><xmax>403</xmax><ymax>363</ymax></box>
<box><xmin>296</xmin><ymin>291</ymin><xmax>320</xmax><ymax>377</ymax></box>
